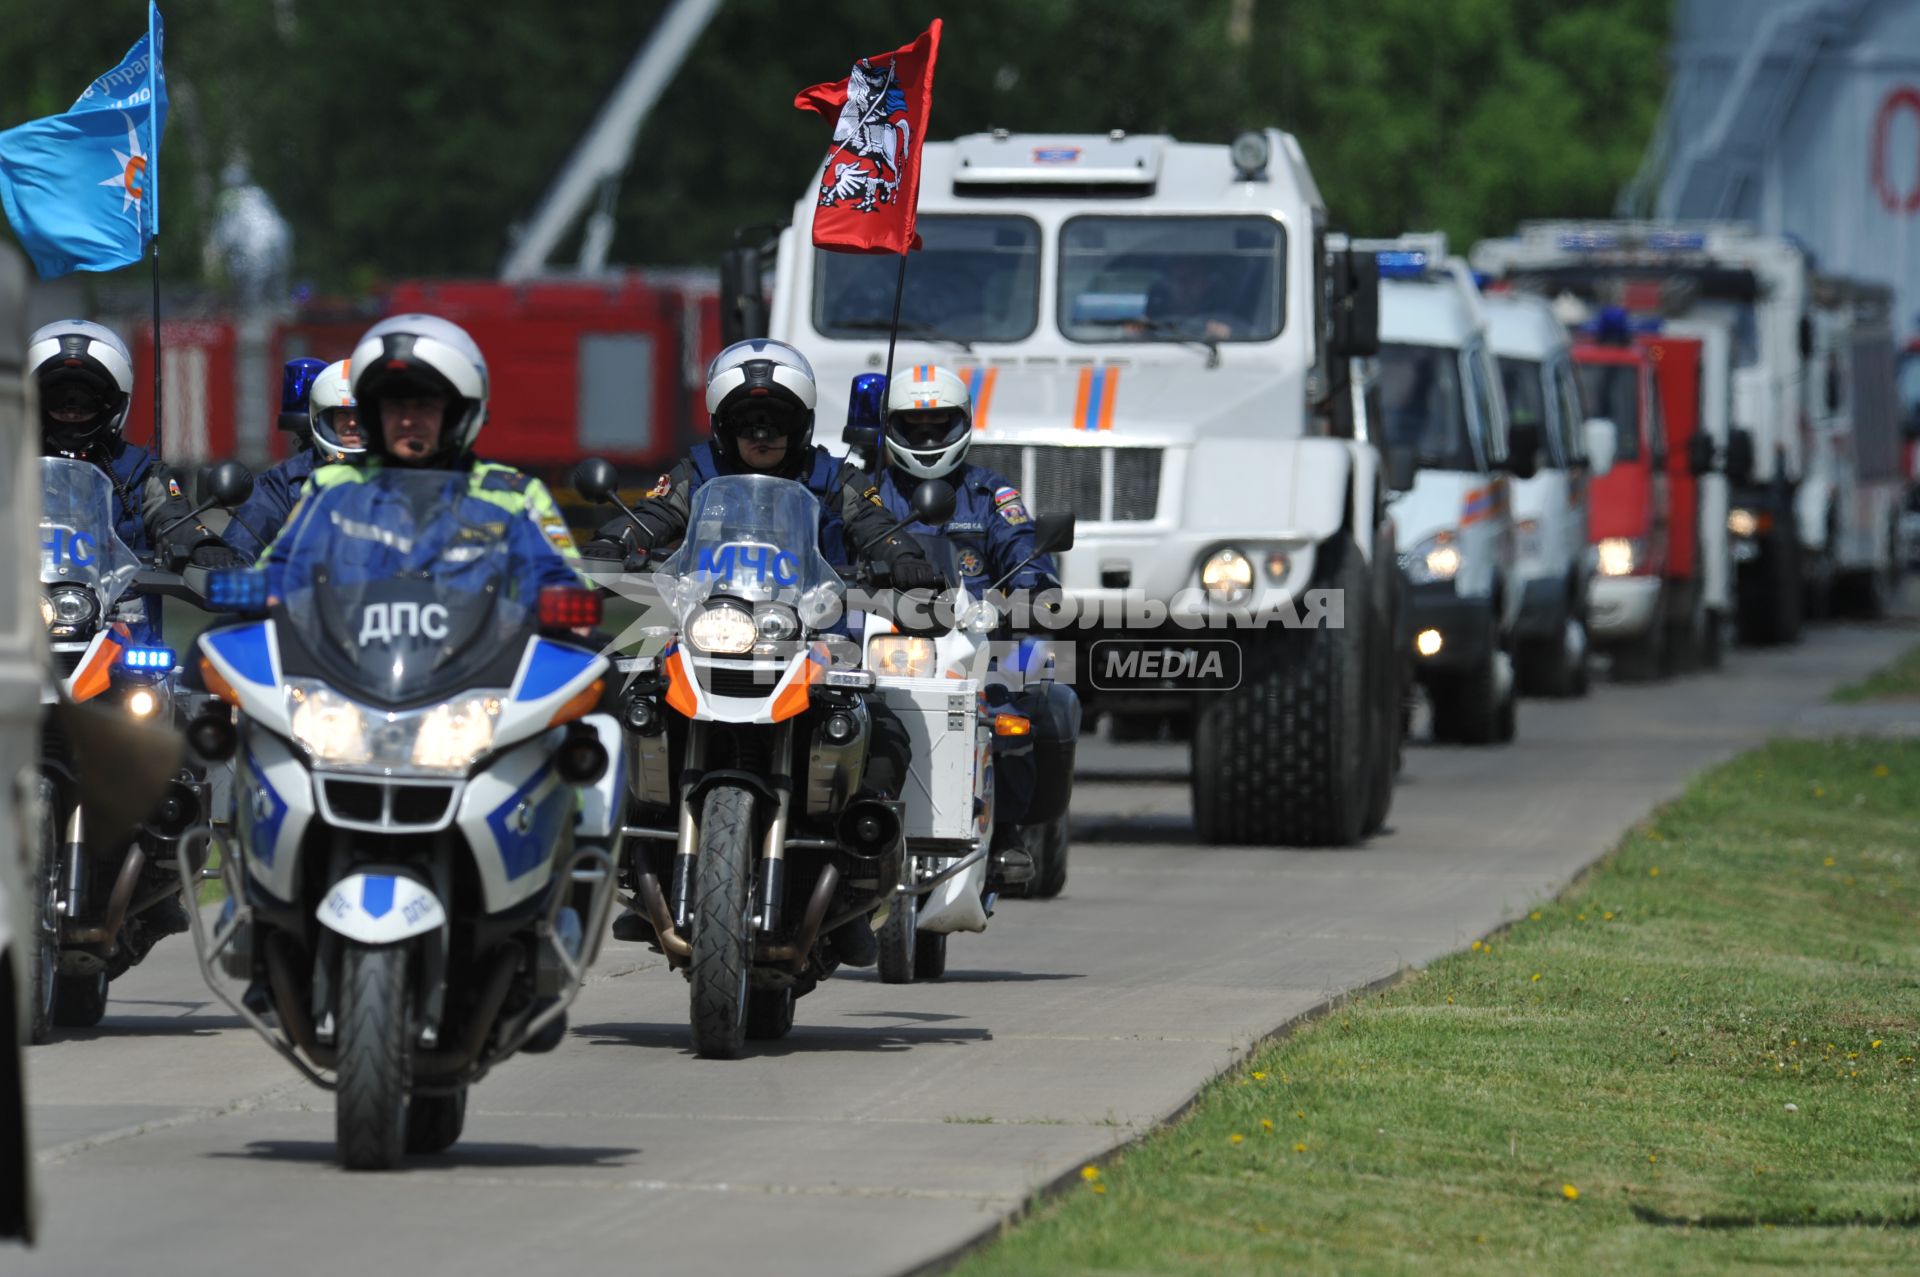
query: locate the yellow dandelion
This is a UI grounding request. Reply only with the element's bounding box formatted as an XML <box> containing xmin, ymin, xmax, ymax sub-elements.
<box><xmin>1261</xmin><ymin>1119</ymin><xmax>1275</xmax><ymax>1132</ymax></box>
<box><xmin>1252</xmin><ymin>1071</ymin><xmax>1268</xmax><ymax>1081</ymax></box>
<box><xmin>1471</xmin><ymin>940</ymin><xmax>1483</xmax><ymax>952</ymax></box>
<box><xmin>1562</xmin><ymin>1184</ymin><xmax>1580</xmax><ymax>1201</ymax></box>
<box><xmin>1648</xmin><ymin>1154</ymin><xmax>1658</xmax><ymax>1164</ymax></box>
<box><xmin>1295</xmin><ymin>1110</ymin><xmax>1305</xmax><ymax>1119</ymax></box>
<box><xmin>1446</xmin><ymin>995</ymin><xmax>1455</xmax><ymax>1004</ymax></box>
<box><xmin>1229</xmin><ymin>1133</ymin><xmax>1244</xmax><ymax>1146</ymax></box>
<box><xmin>1091</xmin><ymin>1183</ymin><xmax>1107</xmax><ymax>1195</ymax></box>
<box><xmin>1872</xmin><ymin>1040</ymin><xmax>1883</xmax><ymax>1049</ymax></box>
<box><xmin>1577</xmin><ymin>914</ymin><xmax>1587</xmax><ymax>922</ymax></box>
<box><xmin>1823</xmin><ymin>856</ymin><xmax>1836</xmax><ymax>867</ymax></box>
<box><xmin>1079</xmin><ymin>1165</ymin><xmax>1101</xmax><ymax>1183</ymax></box>
<box><xmin>1293</xmin><ymin>1142</ymin><xmax>1308</xmax><ymax>1154</ymax></box>
<box><xmin>1530</xmin><ymin>911</ymin><xmax>1542</xmax><ymax>921</ymax></box>
<box><xmin>1649</xmin><ymin>867</ymin><xmax>1660</xmax><ymax>877</ymax></box>
<box><xmin>1531</xmin><ymin>972</ymin><xmax>1543</xmax><ymax>983</ymax></box>
<box><xmin>1873</xmin><ymin>764</ymin><xmax>1890</xmax><ymax>777</ymax></box>
<box><xmin>1603</xmin><ymin>911</ymin><xmax>1615</xmax><ymax>921</ymax></box>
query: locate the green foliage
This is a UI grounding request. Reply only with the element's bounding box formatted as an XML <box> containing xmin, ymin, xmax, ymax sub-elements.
<box><xmin>0</xmin><ymin>0</ymin><xmax>1669</xmax><ymax>287</ymax></box>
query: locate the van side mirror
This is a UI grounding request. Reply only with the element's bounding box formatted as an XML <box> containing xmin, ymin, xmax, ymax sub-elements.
<box><xmin>1032</xmin><ymin>512</ymin><xmax>1075</xmax><ymax>555</ymax></box>
<box><xmin>571</xmin><ymin>457</ymin><xmax>620</xmax><ymax>505</ymax></box>
<box><xmin>1725</xmin><ymin>427</ymin><xmax>1756</xmax><ymax>486</ymax></box>
<box><xmin>1328</xmin><ymin>247</ymin><xmax>1380</xmax><ymax>358</ymax></box>
<box><xmin>1583</xmin><ymin>418</ymin><xmax>1616</xmax><ymax>478</ymax></box>
<box><xmin>1384</xmin><ymin>444</ymin><xmax>1419</xmax><ymax>493</ymax></box>
<box><xmin>202</xmin><ymin>460</ymin><xmax>254</xmax><ymax>509</ymax></box>
<box><xmin>718</xmin><ymin>233</ymin><xmax>774</xmax><ymax>346</ymax></box>
<box><xmin>1687</xmin><ymin>430</ymin><xmax>1716</xmax><ymax>476</ymax></box>
<box><xmin>1503</xmin><ymin>419</ymin><xmax>1542</xmax><ymax>481</ymax></box>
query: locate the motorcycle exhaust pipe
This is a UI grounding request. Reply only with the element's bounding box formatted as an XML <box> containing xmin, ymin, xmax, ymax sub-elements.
<box><xmin>837</xmin><ymin>799</ymin><xmax>902</xmax><ymax>861</ymax></box>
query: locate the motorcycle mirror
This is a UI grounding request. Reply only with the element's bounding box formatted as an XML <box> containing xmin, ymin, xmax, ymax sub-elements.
<box><xmin>572</xmin><ymin>457</ymin><xmax>620</xmax><ymax>505</ymax></box>
<box><xmin>910</xmin><ymin>479</ymin><xmax>956</xmax><ymax>526</ymax></box>
<box><xmin>1032</xmin><ymin>512</ymin><xmax>1076</xmax><ymax>555</ymax></box>
<box><xmin>1583</xmin><ymin>418</ymin><xmax>1617</xmax><ymax>479</ymax></box>
<box><xmin>202</xmin><ymin>460</ymin><xmax>255</xmax><ymax>508</ymax></box>
<box><xmin>1502</xmin><ymin>419</ymin><xmax>1543</xmax><ymax>481</ymax></box>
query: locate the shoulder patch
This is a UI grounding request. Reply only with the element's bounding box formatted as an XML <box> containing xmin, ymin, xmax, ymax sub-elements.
<box><xmin>167</xmin><ymin>476</ymin><xmax>182</xmax><ymax>498</ymax></box>
<box><xmin>862</xmin><ymin>485</ymin><xmax>884</xmax><ymax>508</ymax></box>
<box><xmin>479</xmin><ymin>466</ymin><xmax>530</xmax><ymax>493</ymax></box>
<box><xmin>993</xmin><ymin>487</ymin><xmax>1030</xmax><ymax>525</ymax></box>
<box><xmin>645</xmin><ymin>473</ymin><xmax>671</xmax><ymax>500</ymax></box>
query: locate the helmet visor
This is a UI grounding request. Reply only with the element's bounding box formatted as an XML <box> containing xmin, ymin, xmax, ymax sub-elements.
<box><xmin>891</xmin><ymin>409</ymin><xmax>968</xmax><ymax>451</ymax></box>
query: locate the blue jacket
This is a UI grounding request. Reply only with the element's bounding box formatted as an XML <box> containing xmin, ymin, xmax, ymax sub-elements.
<box><xmin>875</xmin><ymin>462</ymin><xmax>1057</xmax><ymax>594</ymax></box>
<box><xmin>227</xmin><ymin>448</ymin><xmax>322</xmax><ymax>562</ymax></box>
<box><xmin>679</xmin><ymin>441</ymin><xmax>852</xmax><ymax>565</ymax></box>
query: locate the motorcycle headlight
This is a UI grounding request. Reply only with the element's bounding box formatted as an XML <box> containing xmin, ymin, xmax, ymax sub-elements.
<box><xmin>289</xmin><ymin>686</ymin><xmax>373</xmax><ymax>764</ymax></box>
<box><xmin>1200</xmin><ymin>547</ymin><xmax>1255</xmax><ymax>604</ymax></box>
<box><xmin>411</xmin><ymin>696</ymin><xmax>501</xmax><ymax>770</ymax></box>
<box><xmin>1403</xmin><ymin>532</ymin><xmax>1462</xmax><ymax>585</ymax></box>
<box><xmin>688</xmin><ymin>604</ymin><xmax>757</xmax><ymax>655</ymax></box>
<box><xmin>756</xmin><ymin>606</ymin><xmax>801</xmax><ymax>643</ymax></box>
<box><xmin>1596</xmin><ymin>536</ymin><xmax>1640</xmax><ymax>577</ymax></box>
<box><xmin>125</xmin><ymin>687</ymin><xmax>160</xmax><ymax>719</ymax></box>
<box><xmin>1726</xmin><ymin>508</ymin><xmax>1770</xmax><ymax>539</ymax></box>
<box><xmin>868</xmin><ymin>635</ymin><xmax>938</xmax><ymax>679</ymax></box>
<box><xmin>42</xmin><ymin>585</ymin><xmax>97</xmax><ymax>636</ymax></box>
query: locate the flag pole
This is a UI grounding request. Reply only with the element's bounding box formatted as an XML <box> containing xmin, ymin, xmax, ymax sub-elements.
<box><xmin>882</xmin><ymin>249</ymin><xmax>908</xmax><ymax>388</ymax></box>
<box><xmin>149</xmin><ymin>237</ymin><xmax>162</xmax><ymax>461</ymax></box>
<box><xmin>146</xmin><ymin>1</ymin><xmax>162</xmax><ymax>461</ymax></box>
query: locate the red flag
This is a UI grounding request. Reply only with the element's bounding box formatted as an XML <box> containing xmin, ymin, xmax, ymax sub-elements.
<box><xmin>793</xmin><ymin>20</ymin><xmax>941</xmax><ymax>254</ymax></box>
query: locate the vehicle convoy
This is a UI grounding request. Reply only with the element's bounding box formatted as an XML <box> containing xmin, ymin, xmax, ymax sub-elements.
<box><xmin>1474</xmin><ymin>221</ymin><xmax>1903</xmax><ymax>641</ymax></box>
<box><xmin>2</xmin><ymin>240</ymin><xmax>36</xmax><ymax>1244</ymax></box>
<box><xmin>751</xmin><ymin>127</ymin><xmax>1405</xmax><ymax>847</ymax></box>
<box><xmin>579</xmin><ymin>466</ymin><xmax>999</xmax><ymax>1051</ymax></box>
<box><xmin>183</xmin><ymin>466</ymin><xmax>624</xmax><ymax>1169</ymax></box>
<box><xmin>1484</xmin><ymin>291</ymin><xmax>1613</xmax><ymax>696</ymax></box>
<box><xmin>1366</xmin><ymin>234</ymin><xmax>1538</xmax><ymax>743</ymax></box>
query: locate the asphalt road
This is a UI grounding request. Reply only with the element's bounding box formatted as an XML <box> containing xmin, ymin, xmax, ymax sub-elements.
<box><xmin>17</xmin><ymin>618</ymin><xmax>1917</xmax><ymax>1276</ymax></box>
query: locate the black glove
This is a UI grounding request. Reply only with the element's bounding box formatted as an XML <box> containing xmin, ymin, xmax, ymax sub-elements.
<box><xmin>889</xmin><ymin>556</ymin><xmax>945</xmax><ymax>592</ymax></box>
<box><xmin>579</xmin><ymin>538</ymin><xmax>629</xmax><ymax>561</ymax></box>
<box><xmin>189</xmin><ymin>544</ymin><xmax>247</xmax><ymax>570</ymax></box>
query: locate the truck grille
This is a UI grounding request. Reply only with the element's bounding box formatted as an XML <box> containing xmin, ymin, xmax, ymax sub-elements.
<box><xmin>970</xmin><ymin>444</ymin><xmax>1162</xmax><ymax>522</ymax></box>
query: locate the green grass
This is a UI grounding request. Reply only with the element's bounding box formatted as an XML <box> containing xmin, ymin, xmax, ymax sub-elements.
<box><xmin>955</xmin><ymin>740</ymin><xmax>1920</xmax><ymax>1276</ymax></box>
<box><xmin>1833</xmin><ymin>643</ymin><xmax>1920</xmax><ymax>702</ymax></box>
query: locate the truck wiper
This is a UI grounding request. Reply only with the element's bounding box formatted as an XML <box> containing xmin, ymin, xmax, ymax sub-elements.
<box><xmin>1133</xmin><ymin>320</ymin><xmax>1221</xmax><ymax>369</ymax></box>
<box><xmin>835</xmin><ymin>319</ymin><xmax>974</xmax><ymax>352</ymax></box>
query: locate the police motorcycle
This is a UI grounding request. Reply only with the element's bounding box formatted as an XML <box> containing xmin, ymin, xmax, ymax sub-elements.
<box><xmin>861</xmin><ymin>512</ymin><xmax>1077</xmax><ymax>984</ymax></box>
<box><xmin>575</xmin><ymin>460</ymin><xmax>985</xmax><ymax>1056</ymax></box>
<box><xmin>180</xmin><ymin>467</ymin><xmax>622</xmax><ymax>1169</ymax></box>
<box><xmin>30</xmin><ymin>456</ymin><xmax>251</xmax><ymax>1039</ymax></box>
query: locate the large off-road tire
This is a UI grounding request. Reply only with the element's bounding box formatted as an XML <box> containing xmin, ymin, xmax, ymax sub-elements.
<box><xmin>1024</xmin><ymin>813</ymin><xmax>1070</xmax><ymax>899</ymax></box>
<box><xmin>1106</xmin><ymin>713</ymin><xmax>1168</xmax><ymax>744</ymax></box>
<box><xmin>1737</xmin><ymin>525</ymin><xmax>1803</xmax><ymax>645</ymax></box>
<box><xmin>335</xmin><ymin>943</ymin><xmax>412</xmax><ymax>1171</ymax></box>
<box><xmin>744</xmin><ymin>986</ymin><xmax>795</xmax><ymax>1040</ymax></box>
<box><xmin>1518</xmin><ymin>602</ymin><xmax>1588</xmax><ymax>699</ymax></box>
<box><xmin>1361</xmin><ymin>580</ymin><xmax>1400</xmax><ymax>837</ymax></box>
<box><xmin>689</xmin><ymin>785</ymin><xmax>756</xmax><ymax>1059</ymax></box>
<box><xmin>876</xmin><ymin>892</ymin><xmax>918</xmax><ymax>985</ymax></box>
<box><xmin>1191</xmin><ymin>540</ymin><xmax>1371</xmax><ymax>847</ymax></box>
<box><xmin>404</xmin><ymin>1088</ymin><xmax>466</xmax><ymax>1155</ymax></box>
<box><xmin>51</xmin><ymin>971</ymin><xmax>107</xmax><ymax>1029</ymax></box>
<box><xmin>30</xmin><ymin>781</ymin><xmax>59</xmax><ymax>1044</ymax></box>
<box><xmin>1611</xmin><ymin>590</ymin><xmax>1670</xmax><ymax>683</ymax></box>
<box><xmin>913</xmin><ymin>930</ymin><xmax>948</xmax><ymax>981</ymax></box>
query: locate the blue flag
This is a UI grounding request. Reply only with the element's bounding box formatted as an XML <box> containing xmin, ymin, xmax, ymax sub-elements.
<box><xmin>0</xmin><ymin>4</ymin><xmax>166</xmax><ymax>278</ymax></box>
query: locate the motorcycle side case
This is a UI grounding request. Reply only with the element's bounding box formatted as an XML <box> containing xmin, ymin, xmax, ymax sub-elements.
<box><xmin>875</xmin><ymin>675</ymin><xmax>981</xmax><ymax>844</ymax></box>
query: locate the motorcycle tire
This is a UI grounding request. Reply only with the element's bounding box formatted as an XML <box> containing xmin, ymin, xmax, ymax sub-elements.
<box><xmin>913</xmin><ymin>930</ymin><xmax>948</xmax><ymax>981</ymax></box>
<box><xmin>335</xmin><ymin>942</ymin><xmax>412</xmax><ymax>1170</ymax></box>
<box><xmin>51</xmin><ymin>971</ymin><xmax>107</xmax><ymax>1029</ymax></box>
<box><xmin>689</xmin><ymin>784</ymin><xmax>755</xmax><ymax>1059</ymax></box>
<box><xmin>30</xmin><ymin>780</ymin><xmax>60</xmax><ymax>1043</ymax></box>
<box><xmin>876</xmin><ymin>893</ymin><xmax>917</xmax><ymax>985</ymax></box>
<box><xmin>745</xmin><ymin>987</ymin><xmax>795</xmax><ymax>1041</ymax></box>
<box><xmin>1023</xmin><ymin>814</ymin><xmax>1070</xmax><ymax>900</ymax></box>
<box><xmin>405</xmin><ymin>1087</ymin><xmax>466</xmax><ymax>1156</ymax></box>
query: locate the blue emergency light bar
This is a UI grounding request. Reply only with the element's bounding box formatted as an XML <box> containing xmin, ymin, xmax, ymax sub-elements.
<box><xmin>1557</xmin><ymin>230</ymin><xmax>1621</xmax><ymax>251</ymax></box>
<box><xmin>121</xmin><ymin>646</ymin><xmax>175</xmax><ymax>670</ymax></box>
<box><xmin>206</xmin><ymin>568</ymin><xmax>269</xmax><ymax>612</ymax></box>
<box><xmin>1374</xmin><ymin>250</ymin><xmax>1430</xmax><ymax>279</ymax></box>
<box><xmin>1644</xmin><ymin>230</ymin><xmax>1706</xmax><ymax>252</ymax></box>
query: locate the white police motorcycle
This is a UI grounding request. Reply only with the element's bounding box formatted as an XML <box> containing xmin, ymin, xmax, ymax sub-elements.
<box><xmin>183</xmin><ymin>467</ymin><xmax>623</xmax><ymax>1169</ymax></box>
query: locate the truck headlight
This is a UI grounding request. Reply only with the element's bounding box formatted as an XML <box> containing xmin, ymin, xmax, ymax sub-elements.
<box><xmin>687</xmin><ymin>604</ymin><xmax>757</xmax><ymax>655</ymax></box>
<box><xmin>1595</xmin><ymin>536</ymin><xmax>1641</xmax><ymax>577</ymax></box>
<box><xmin>1200</xmin><ymin>547</ymin><xmax>1255</xmax><ymax>604</ymax></box>
<box><xmin>1727</xmin><ymin>508</ymin><xmax>1770</xmax><ymax>539</ymax></box>
<box><xmin>289</xmin><ymin>686</ymin><xmax>372</xmax><ymax>764</ymax></box>
<box><xmin>411</xmin><ymin>696</ymin><xmax>500</xmax><ymax>770</ymax></box>
<box><xmin>1403</xmin><ymin>532</ymin><xmax>1461</xmax><ymax>584</ymax></box>
<box><xmin>869</xmin><ymin>635</ymin><xmax>937</xmax><ymax>678</ymax></box>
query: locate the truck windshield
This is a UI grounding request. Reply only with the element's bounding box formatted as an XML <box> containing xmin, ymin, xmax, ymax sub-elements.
<box><xmin>814</xmin><ymin>215</ymin><xmax>1039</xmax><ymax>343</ymax></box>
<box><xmin>1577</xmin><ymin>364</ymin><xmax>1641</xmax><ymax>461</ymax></box>
<box><xmin>1058</xmin><ymin>216</ymin><xmax>1285</xmax><ymax>343</ymax></box>
<box><xmin>1497</xmin><ymin>357</ymin><xmax>1558</xmax><ymax>465</ymax></box>
<box><xmin>1379</xmin><ymin>343</ymin><xmax>1476</xmax><ymax>471</ymax></box>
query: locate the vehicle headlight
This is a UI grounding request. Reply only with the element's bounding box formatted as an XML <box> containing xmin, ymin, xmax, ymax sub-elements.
<box><xmin>1200</xmin><ymin>547</ymin><xmax>1255</xmax><ymax>604</ymax></box>
<box><xmin>40</xmin><ymin>594</ymin><xmax>55</xmax><ymax>627</ymax></box>
<box><xmin>1595</xmin><ymin>536</ymin><xmax>1640</xmax><ymax>577</ymax></box>
<box><xmin>411</xmin><ymin>696</ymin><xmax>501</xmax><ymax>770</ymax></box>
<box><xmin>1403</xmin><ymin>532</ymin><xmax>1462</xmax><ymax>585</ymax></box>
<box><xmin>42</xmin><ymin>585</ymin><xmax>97</xmax><ymax>636</ymax></box>
<box><xmin>289</xmin><ymin>686</ymin><xmax>373</xmax><ymax>764</ymax></box>
<box><xmin>756</xmin><ymin>606</ymin><xmax>800</xmax><ymax>643</ymax></box>
<box><xmin>125</xmin><ymin>687</ymin><xmax>160</xmax><ymax>719</ymax></box>
<box><xmin>869</xmin><ymin>635</ymin><xmax>938</xmax><ymax>679</ymax></box>
<box><xmin>1727</xmin><ymin>508</ymin><xmax>1769</xmax><ymax>539</ymax></box>
<box><xmin>688</xmin><ymin>604</ymin><xmax>757</xmax><ymax>655</ymax></box>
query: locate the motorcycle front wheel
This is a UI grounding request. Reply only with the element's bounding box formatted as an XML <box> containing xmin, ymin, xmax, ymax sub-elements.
<box><xmin>335</xmin><ymin>942</ymin><xmax>412</xmax><ymax>1170</ymax></box>
<box><xmin>690</xmin><ymin>784</ymin><xmax>756</xmax><ymax>1059</ymax></box>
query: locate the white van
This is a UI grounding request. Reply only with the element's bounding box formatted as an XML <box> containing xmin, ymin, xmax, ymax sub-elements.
<box><xmin>1365</xmin><ymin>234</ymin><xmax>1537</xmax><ymax>743</ymax></box>
<box><xmin>1484</xmin><ymin>292</ymin><xmax>1614</xmax><ymax>696</ymax></box>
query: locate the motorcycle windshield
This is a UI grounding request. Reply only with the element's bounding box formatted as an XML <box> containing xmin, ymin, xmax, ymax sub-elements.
<box><xmin>279</xmin><ymin>469</ymin><xmax>537</xmax><ymax>703</ymax></box>
<box><xmin>656</xmin><ymin>474</ymin><xmax>839</xmax><ymax>619</ymax></box>
<box><xmin>39</xmin><ymin>457</ymin><xmax>141</xmax><ymax>609</ymax></box>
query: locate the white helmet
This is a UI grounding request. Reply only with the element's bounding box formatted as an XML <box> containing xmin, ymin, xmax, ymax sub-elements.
<box><xmin>28</xmin><ymin>319</ymin><xmax>135</xmax><ymax>453</ymax></box>
<box><xmin>884</xmin><ymin>364</ymin><xmax>973</xmax><ymax>481</ymax></box>
<box><xmin>307</xmin><ymin>359</ymin><xmax>363</xmax><ymax>457</ymax></box>
<box><xmin>704</xmin><ymin>339</ymin><xmax>818</xmax><ymax>472</ymax></box>
<box><xmin>348</xmin><ymin>314</ymin><xmax>489</xmax><ymax>463</ymax></box>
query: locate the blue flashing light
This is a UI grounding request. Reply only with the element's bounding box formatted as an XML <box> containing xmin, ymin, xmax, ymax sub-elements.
<box><xmin>280</xmin><ymin>358</ymin><xmax>328</xmax><ymax>414</ymax></box>
<box><xmin>1375</xmin><ymin>250</ymin><xmax>1429</xmax><ymax>279</ymax></box>
<box><xmin>846</xmin><ymin>372</ymin><xmax>889</xmax><ymax>431</ymax></box>
<box><xmin>121</xmin><ymin>646</ymin><xmax>175</xmax><ymax>670</ymax></box>
<box><xmin>1557</xmin><ymin>230</ymin><xmax>1620</xmax><ymax>252</ymax></box>
<box><xmin>1645</xmin><ymin>230</ymin><xmax>1705</xmax><ymax>252</ymax></box>
<box><xmin>207</xmin><ymin>568</ymin><xmax>269</xmax><ymax>613</ymax></box>
<box><xmin>1581</xmin><ymin>305</ymin><xmax>1634</xmax><ymax>346</ymax></box>
<box><xmin>1471</xmin><ymin>270</ymin><xmax>1493</xmax><ymax>291</ymax></box>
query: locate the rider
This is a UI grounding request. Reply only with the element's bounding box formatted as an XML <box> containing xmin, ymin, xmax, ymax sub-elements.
<box><xmin>873</xmin><ymin>364</ymin><xmax>1079</xmax><ymax>889</ymax></box>
<box><xmin>580</xmin><ymin>339</ymin><xmax>942</xmax><ymax>959</ymax></box>
<box><xmin>226</xmin><ymin>357</ymin><xmax>365</xmax><ymax>561</ymax></box>
<box><xmin>261</xmin><ymin>314</ymin><xmax>584</xmax><ymax>595</ymax></box>
<box><xmin>31</xmin><ymin>318</ymin><xmax>244</xmax><ymax>646</ymax></box>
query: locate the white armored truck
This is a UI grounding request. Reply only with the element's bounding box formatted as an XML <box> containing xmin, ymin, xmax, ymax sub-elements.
<box><xmin>755</xmin><ymin>129</ymin><xmax>1408</xmax><ymax>846</ymax></box>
